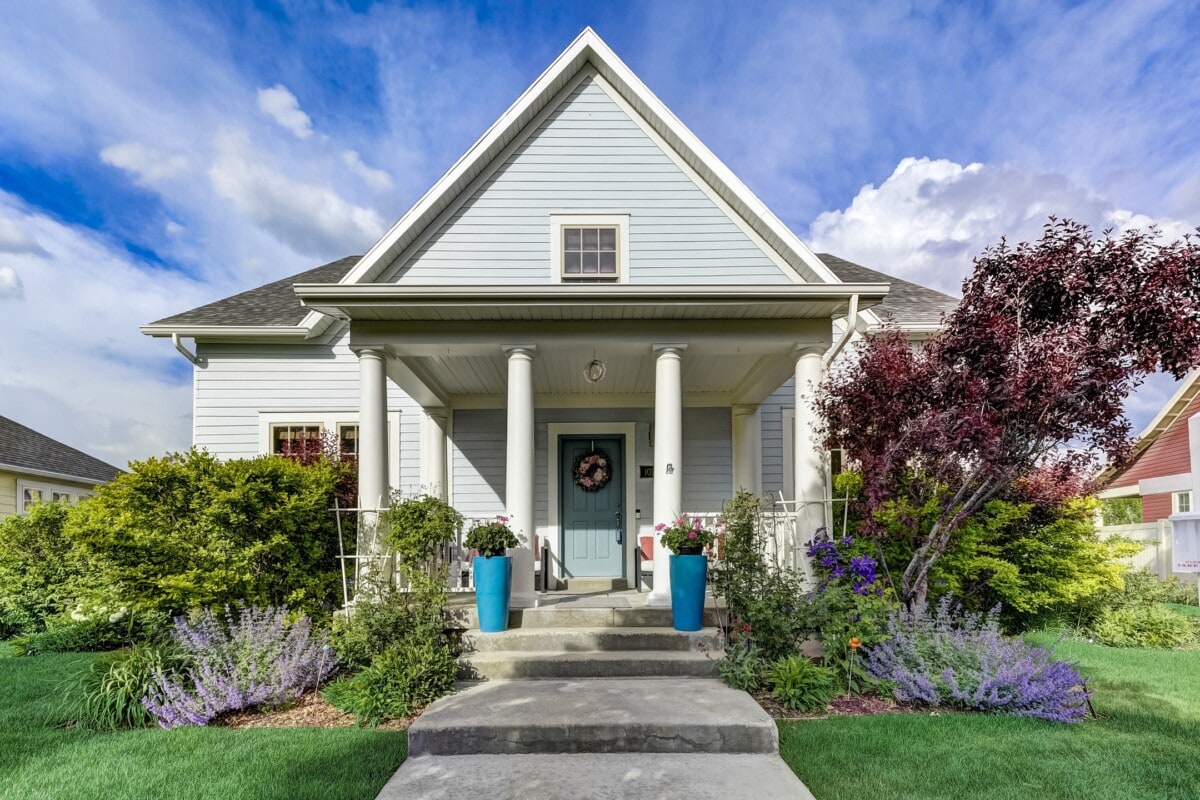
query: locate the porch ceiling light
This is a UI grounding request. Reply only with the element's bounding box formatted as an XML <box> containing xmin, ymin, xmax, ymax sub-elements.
<box><xmin>583</xmin><ymin>358</ymin><xmax>607</xmax><ymax>384</ymax></box>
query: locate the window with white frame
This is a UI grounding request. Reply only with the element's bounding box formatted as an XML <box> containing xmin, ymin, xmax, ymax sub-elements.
<box><xmin>337</xmin><ymin>423</ymin><xmax>359</xmax><ymax>458</ymax></box>
<box><xmin>1174</xmin><ymin>491</ymin><xmax>1192</xmax><ymax>513</ymax></box>
<box><xmin>18</xmin><ymin>481</ymin><xmax>90</xmax><ymax>514</ymax></box>
<box><xmin>270</xmin><ymin>423</ymin><xmax>323</xmax><ymax>458</ymax></box>
<box><xmin>550</xmin><ymin>214</ymin><xmax>629</xmax><ymax>282</ymax></box>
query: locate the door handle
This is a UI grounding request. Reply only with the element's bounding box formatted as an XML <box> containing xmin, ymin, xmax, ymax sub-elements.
<box><xmin>615</xmin><ymin>509</ymin><xmax>623</xmax><ymax>545</ymax></box>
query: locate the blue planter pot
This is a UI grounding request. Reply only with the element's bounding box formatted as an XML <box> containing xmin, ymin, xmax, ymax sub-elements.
<box><xmin>475</xmin><ymin>555</ymin><xmax>513</xmax><ymax>632</ymax></box>
<box><xmin>669</xmin><ymin>553</ymin><xmax>708</xmax><ymax>632</ymax></box>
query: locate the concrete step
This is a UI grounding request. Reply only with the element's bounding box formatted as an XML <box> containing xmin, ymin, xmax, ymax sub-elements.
<box><xmin>459</xmin><ymin>649</ymin><xmax>722</xmax><ymax>680</ymax></box>
<box><xmin>407</xmin><ymin>678</ymin><xmax>777</xmax><ymax>756</ymax></box>
<box><xmin>462</xmin><ymin>626</ymin><xmax>721</xmax><ymax>654</ymax></box>
<box><xmin>377</xmin><ymin>754</ymin><xmax>817</xmax><ymax>800</ymax></box>
<box><xmin>561</xmin><ymin>577</ymin><xmax>627</xmax><ymax>592</ymax></box>
<box><xmin>449</xmin><ymin>604</ymin><xmax>721</xmax><ymax>630</ymax></box>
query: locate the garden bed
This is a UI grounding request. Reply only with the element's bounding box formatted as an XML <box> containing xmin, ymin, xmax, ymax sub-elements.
<box><xmin>215</xmin><ymin>689</ymin><xmax>412</xmax><ymax>730</ymax></box>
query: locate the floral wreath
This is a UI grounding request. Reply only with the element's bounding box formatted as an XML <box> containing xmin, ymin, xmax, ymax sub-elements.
<box><xmin>572</xmin><ymin>448</ymin><xmax>612</xmax><ymax>492</ymax></box>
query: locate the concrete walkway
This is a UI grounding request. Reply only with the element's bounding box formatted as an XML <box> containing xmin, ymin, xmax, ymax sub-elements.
<box><xmin>377</xmin><ymin>678</ymin><xmax>816</xmax><ymax>799</ymax></box>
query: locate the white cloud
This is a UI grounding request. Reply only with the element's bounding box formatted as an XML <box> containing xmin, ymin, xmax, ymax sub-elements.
<box><xmin>0</xmin><ymin>218</ymin><xmax>48</xmax><ymax>256</ymax></box>
<box><xmin>809</xmin><ymin>157</ymin><xmax>1196</xmax><ymax>295</ymax></box>
<box><xmin>256</xmin><ymin>84</ymin><xmax>314</xmax><ymax>139</ymax></box>
<box><xmin>0</xmin><ymin>192</ymin><xmax>210</xmax><ymax>466</ymax></box>
<box><xmin>100</xmin><ymin>141</ymin><xmax>189</xmax><ymax>185</ymax></box>
<box><xmin>341</xmin><ymin>150</ymin><xmax>393</xmax><ymax>192</ymax></box>
<box><xmin>208</xmin><ymin>129</ymin><xmax>386</xmax><ymax>258</ymax></box>
<box><xmin>0</xmin><ymin>266</ymin><xmax>23</xmax><ymax>299</ymax></box>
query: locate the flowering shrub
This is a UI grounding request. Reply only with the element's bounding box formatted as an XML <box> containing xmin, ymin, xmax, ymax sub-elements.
<box><xmin>863</xmin><ymin>596</ymin><xmax>1091</xmax><ymax>722</ymax></box>
<box><xmin>142</xmin><ymin>606</ymin><xmax>337</xmax><ymax>728</ymax></box>
<box><xmin>657</xmin><ymin>515</ymin><xmax>716</xmax><ymax>554</ymax></box>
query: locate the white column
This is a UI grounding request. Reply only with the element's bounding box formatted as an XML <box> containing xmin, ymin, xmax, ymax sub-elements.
<box><xmin>648</xmin><ymin>344</ymin><xmax>685</xmax><ymax>607</ymax></box>
<box><xmin>504</xmin><ymin>345</ymin><xmax>537</xmax><ymax>607</ymax></box>
<box><xmin>794</xmin><ymin>345</ymin><xmax>826</xmax><ymax>583</ymax></box>
<box><xmin>356</xmin><ymin>347</ymin><xmax>390</xmax><ymax>593</ymax></box>
<box><xmin>420</xmin><ymin>408</ymin><xmax>449</xmax><ymax>500</ymax></box>
<box><xmin>731</xmin><ymin>404</ymin><xmax>762</xmax><ymax>495</ymax></box>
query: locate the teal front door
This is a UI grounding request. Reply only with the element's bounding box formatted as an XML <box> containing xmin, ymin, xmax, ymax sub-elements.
<box><xmin>560</xmin><ymin>436</ymin><xmax>624</xmax><ymax>578</ymax></box>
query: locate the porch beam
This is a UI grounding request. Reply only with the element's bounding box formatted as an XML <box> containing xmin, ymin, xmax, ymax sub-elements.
<box><xmin>794</xmin><ymin>345</ymin><xmax>826</xmax><ymax>584</ymax></box>
<box><xmin>647</xmin><ymin>344</ymin><xmax>686</xmax><ymax>607</ymax></box>
<box><xmin>504</xmin><ymin>344</ymin><xmax>538</xmax><ymax>608</ymax></box>
<box><xmin>386</xmin><ymin>356</ymin><xmax>450</xmax><ymax>409</ymax></box>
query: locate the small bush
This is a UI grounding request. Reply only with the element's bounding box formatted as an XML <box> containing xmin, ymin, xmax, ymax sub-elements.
<box><xmin>142</xmin><ymin>606</ymin><xmax>337</xmax><ymax>728</ymax></box>
<box><xmin>718</xmin><ymin>638</ymin><xmax>767</xmax><ymax>692</ymax></box>
<box><xmin>768</xmin><ymin>656</ymin><xmax>837</xmax><ymax>711</ymax></box>
<box><xmin>1091</xmin><ymin>604</ymin><xmax>1199</xmax><ymax>649</ymax></box>
<box><xmin>64</xmin><ymin>644</ymin><xmax>185</xmax><ymax>730</ymax></box>
<box><xmin>388</xmin><ymin>495</ymin><xmax>463</xmax><ymax>565</ymax></box>
<box><xmin>0</xmin><ymin>502</ymin><xmax>92</xmax><ymax>637</ymax></box>
<box><xmin>322</xmin><ymin>637</ymin><xmax>457</xmax><ymax>724</ymax></box>
<box><xmin>13</xmin><ymin>616</ymin><xmax>131</xmax><ymax>656</ymax></box>
<box><xmin>864</xmin><ymin>597</ymin><xmax>1091</xmax><ymax>722</ymax></box>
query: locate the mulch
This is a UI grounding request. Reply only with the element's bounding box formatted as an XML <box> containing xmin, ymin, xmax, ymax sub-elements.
<box><xmin>213</xmin><ymin>691</ymin><xmax>412</xmax><ymax>730</ymax></box>
<box><xmin>755</xmin><ymin>691</ymin><xmax>917</xmax><ymax>720</ymax></box>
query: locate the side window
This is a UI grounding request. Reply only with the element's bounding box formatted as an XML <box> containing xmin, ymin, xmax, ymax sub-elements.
<box><xmin>271</xmin><ymin>424</ymin><xmax>323</xmax><ymax>457</ymax></box>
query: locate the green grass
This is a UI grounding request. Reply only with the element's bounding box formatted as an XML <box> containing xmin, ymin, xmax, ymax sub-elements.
<box><xmin>779</xmin><ymin>633</ymin><xmax>1200</xmax><ymax>800</ymax></box>
<box><xmin>0</xmin><ymin>652</ymin><xmax>407</xmax><ymax>800</ymax></box>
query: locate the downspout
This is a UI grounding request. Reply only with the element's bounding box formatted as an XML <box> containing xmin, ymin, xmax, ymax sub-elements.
<box><xmin>823</xmin><ymin>293</ymin><xmax>860</xmax><ymax>367</ymax></box>
<box><xmin>172</xmin><ymin>333</ymin><xmax>205</xmax><ymax>367</ymax></box>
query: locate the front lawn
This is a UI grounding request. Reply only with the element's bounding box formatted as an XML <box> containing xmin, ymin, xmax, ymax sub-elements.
<box><xmin>0</xmin><ymin>652</ymin><xmax>407</xmax><ymax>800</ymax></box>
<box><xmin>779</xmin><ymin>633</ymin><xmax>1200</xmax><ymax>800</ymax></box>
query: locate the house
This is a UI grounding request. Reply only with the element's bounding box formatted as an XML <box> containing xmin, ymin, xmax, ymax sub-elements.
<box><xmin>0</xmin><ymin>415</ymin><xmax>123</xmax><ymax>519</ymax></box>
<box><xmin>1099</xmin><ymin>370</ymin><xmax>1200</xmax><ymax>522</ymax></box>
<box><xmin>142</xmin><ymin>29</ymin><xmax>956</xmax><ymax>606</ymax></box>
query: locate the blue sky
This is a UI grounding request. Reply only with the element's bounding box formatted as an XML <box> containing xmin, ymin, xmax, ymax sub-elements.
<box><xmin>0</xmin><ymin>0</ymin><xmax>1198</xmax><ymax>467</ymax></box>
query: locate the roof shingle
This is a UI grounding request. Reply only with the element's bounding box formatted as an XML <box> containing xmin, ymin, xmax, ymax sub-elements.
<box><xmin>0</xmin><ymin>416</ymin><xmax>123</xmax><ymax>484</ymax></box>
<box><xmin>818</xmin><ymin>253</ymin><xmax>959</xmax><ymax>328</ymax></box>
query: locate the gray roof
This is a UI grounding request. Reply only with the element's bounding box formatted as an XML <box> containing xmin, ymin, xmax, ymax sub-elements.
<box><xmin>0</xmin><ymin>416</ymin><xmax>123</xmax><ymax>484</ymax></box>
<box><xmin>149</xmin><ymin>256</ymin><xmax>362</xmax><ymax>327</ymax></box>
<box><xmin>149</xmin><ymin>252</ymin><xmax>957</xmax><ymax>331</ymax></box>
<box><xmin>818</xmin><ymin>253</ymin><xmax>959</xmax><ymax>327</ymax></box>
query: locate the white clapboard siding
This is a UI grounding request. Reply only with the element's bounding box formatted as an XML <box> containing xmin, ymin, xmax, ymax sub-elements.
<box><xmin>193</xmin><ymin>326</ymin><xmax>422</xmax><ymax>493</ymax></box>
<box><xmin>386</xmin><ymin>74</ymin><xmax>790</xmax><ymax>286</ymax></box>
<box><xmin>761</xmin><ymin>377</ymin><xmax>794</xmax><ymax>500</ymax></box>
<box><xmin>451</xmin><ymin>406</ymin><xmax>732</xmax><ymax>538</ymax></box>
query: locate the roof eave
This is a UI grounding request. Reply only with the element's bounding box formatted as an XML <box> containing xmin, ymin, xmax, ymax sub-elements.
<box><xmin>0</xmin><ymin>462</ymin><xmax>118</xmax><ymax>485</ymax></box>
<box><xmin>139</xmin><ymin>323</ymin><xmax>319</xmax><ymax>340</ymax></box>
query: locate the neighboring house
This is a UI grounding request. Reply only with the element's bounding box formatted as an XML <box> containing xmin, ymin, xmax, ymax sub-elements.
<box><xmin>1100</xmin><ymin>370</ymin><xmax>1200</xmax><ymax>522</ymax></box>
<box><xmin>0</xmin><ymin>415</ymin><xmax>123</xmax><ymax>519</ymax></box>
<box><xmin>142</xmin><ymin>29</ymin><xmax>956</xmax><ymax>605</ymax></box>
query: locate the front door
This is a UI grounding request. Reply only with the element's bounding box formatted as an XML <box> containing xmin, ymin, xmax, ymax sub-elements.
<box><xmin>560</xmin><ymin>436</ymin><xmax>624</xmax><ymax>578</ymax></box>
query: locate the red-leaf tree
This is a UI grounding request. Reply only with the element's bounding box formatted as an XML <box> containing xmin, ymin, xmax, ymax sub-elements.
<box><xmin>818</xmin><ymin>219</ymin><xmax>1200</xmax><ymax>605</ymax></box>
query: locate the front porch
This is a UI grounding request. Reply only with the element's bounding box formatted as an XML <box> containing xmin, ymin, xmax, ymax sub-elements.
<box><xmin>296</xmin><ymin>283</ymin><xmax>884</xmax><ymax>608</ymax></box>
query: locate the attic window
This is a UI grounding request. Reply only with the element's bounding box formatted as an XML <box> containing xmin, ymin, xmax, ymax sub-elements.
<box><xmin>550</xmin><ymin>214</ymin><xmax>629</xmax><ymax>282</ymax></box>
<box><xmin>563</xmin><ymin>227</ymin><xmax>618</xmax><ymax>280</ymax></box>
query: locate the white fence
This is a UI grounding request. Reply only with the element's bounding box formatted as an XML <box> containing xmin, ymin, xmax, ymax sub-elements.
<box><xmin>1098</xmin><ymin>520</ymin><xmax>1196</xmax><ymax>581</ymax></box>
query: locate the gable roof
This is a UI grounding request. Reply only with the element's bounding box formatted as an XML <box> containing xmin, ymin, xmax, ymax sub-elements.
<box><xmin>819</xmin><ymin>254</ymin><xmax>959</xmax><ymax>329</ymax></box>
<box><xmin>1100</xmin><ymin>369</ymin><xmax>1200</xmax><ymax>487</ymax></box>
<box><xmin>0</xmin><ymin>416</ymin><xmax>123</xmax><ymax>484</ymax></box>
<box><xmin>303</xmin><ymin>28</ymin><xmax>842</xmax><ymax>332</ymax></box>
<box><xmin>145</xmin><ymin>256</ymin><xmax>360</xmax><ymax>331</ymax></box>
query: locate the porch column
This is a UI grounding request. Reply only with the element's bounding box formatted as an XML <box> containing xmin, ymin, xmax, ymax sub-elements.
<box><xmin>794</xmin><ymin>345</ymin><xmax>826</xmax><ymax>582</ymax></box>
<box><xmin>504</xmin><ymin>345</ymin><xmax>537</xmax><ymax>608</ymax></box>
<box><xmin>356</xmin><ymin>347</ymin><xmax>390</xmax><ymax>593</ymax></box>
<box><xmin>648</xmin><ymin>344</ymin><xmax>685</xmax><ymax>607</ymax></box>
<box><xmin>731</xmin><ymin>404</ymin><xmax>762</xmax><ymax>495</ymax></box>
<box><xmin>420</xmin><ymin>408</ymin><xmax>449</xmax><ymax>500</ymax></box>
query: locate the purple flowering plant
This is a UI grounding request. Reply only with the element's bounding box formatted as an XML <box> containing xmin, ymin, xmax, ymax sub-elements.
<box><xmin>863</xmin><ymin>596</ymin><xmax>1092</xmax><ymax>722</ymax></box>
<box><xmin>657</xmin><ymin>515</ymin><xmax>717</xmax><ymax>555</ymax></box>
<box><xmin>142</xmin><ymin>605</ymin><xmax>337</xmax><ymax>729</ymax></box>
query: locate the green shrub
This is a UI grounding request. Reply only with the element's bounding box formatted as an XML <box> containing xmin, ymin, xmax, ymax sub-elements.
<box><xmin>66</xmin><ymin>449</ymin><xmax>343</xmax><ymax>617</ymax></box>
<box><xmin>62</xmin><ymin>643</ymin><xmax>185</xmax><ymax>730</ymax></box>
<box><xmin>463</xmin><ymin>519</ymin><xmax>519</xmax><ymax>557</ymax></box>
<box><xmin>322</xmin><ymin>637</ymin><xmax>457</xmax><ymax>724</ymax></box>
<box><xmin>331</xmin><ymin>591</ymin><xmax>430</xmax><ymax>672</ymax></box>
<box><xmin>718</xmin><ymin>639</ymin><xmax>767</xmax><ymax>692</ymax></box>
<box><xmin>0</xmin><ymin>502</ymin><xmax>93</xmax><ymax>637</ymax></box>
<box><xmin>768</xmin><ymin>656</ymin><xmax>837</xmax><ymax>711</ymax></box>
<box><xmin>388</xmin><ymin>495</ymin><xmax>463</xmax><ymax>566</ymax></box>
<box><xmin>13</xmin><ymin>617</ymin><xmax>129</xmax><ymax>656</ymax></box>
<box><xmin>1091</xmin><ymin>604</ymin><xmax>1199</xmax><ymax>649</ymax></box>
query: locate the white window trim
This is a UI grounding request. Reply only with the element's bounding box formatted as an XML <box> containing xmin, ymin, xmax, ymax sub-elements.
<box><xmin>1173</xmin><ymin>490</ymin><xmax>1193</xmax><ymax>514</ymax></box>
<box><xmin>257</xmin><ymin>410</ymin><xmax>402</xmax><ymax>490</ymax></box>
<box><xmin>549</xmin><ymin>213</ymin><xmax>630</xmax><ymax>283</ymax></box>
<box><xmin>16</xmin><ymin>479</ymin><xmax>90</xmax><ymax>514</ymax></box>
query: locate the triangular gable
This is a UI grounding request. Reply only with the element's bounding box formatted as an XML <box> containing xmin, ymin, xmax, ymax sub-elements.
<box><xmin>298</xmin><ymin>29</ymin><xmax>840</xmax><ymax>329</ymax></box>
<box><xmin>383</xmin><ymin>69</ymin><xmax>794</xmax><ymax>285</ymax></box>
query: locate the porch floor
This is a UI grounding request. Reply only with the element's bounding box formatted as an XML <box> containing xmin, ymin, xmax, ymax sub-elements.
<box><xmin>446</xmin><ymin>588</ymin><xmax>721</xmax><ymax>629</ymax></box>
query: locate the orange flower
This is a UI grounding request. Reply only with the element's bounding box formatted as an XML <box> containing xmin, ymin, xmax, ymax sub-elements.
<box><xmin>849</xmin><ymin>637</ymin><xmax>861</xmax><ymax>650</ymax></box>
